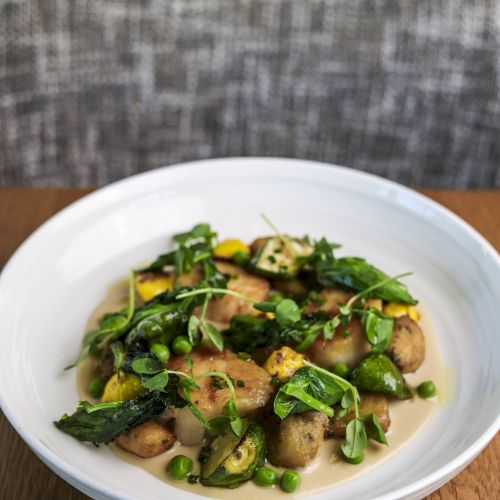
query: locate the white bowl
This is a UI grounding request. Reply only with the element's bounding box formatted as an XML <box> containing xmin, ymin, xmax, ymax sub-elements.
<box><xmin>0</xmin><ymin>158</ymin><xmax>499</xmax><ymax>500</ymax></box>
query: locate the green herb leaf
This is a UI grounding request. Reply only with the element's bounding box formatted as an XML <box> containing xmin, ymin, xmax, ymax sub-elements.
<box><xmin>173</xmin><ymin>223</ymin><xmax>214</xmax><ymax>246</ymax></box>
<box><xmin>222</xmin><ymin>399</ymin><xmax>244</xmax><ymax>437</ymax></box>
<box><xmin>55</xmin><ymin>388</ymin><xmax>186</xmax><ymax>444</ymax></box>
<box><xmin>341</xmin><ymin>418</ymin><xmax>367</xmax><ymax>460</ymax></box>
<box><xmin>274</xmin><ymin>366</ymin><xmax>344</xmax><ymax>419</ymax></box>
<box><xmin>361</xmin><ymin>308</ymin><xmax>394</xmax><ymax>352</ymax></box>
<box><xmin>139</xmin><ymin>251</ymin><xmax>176</xmax><ymax>273</ymax></box>
<box><xmin>99</xmin><ymin>313</ymin><xmax>129</xmax><ymax>334</ymax></box>
<box><xmin>337</xmin><ymin>407</ymin><xmax>348</xmax><ymax>418</ymax></box>
<box><xmin>202</xmin><ymin>322</ymin><xmax>224</xmax><ymax>351</ymax></box>
<box><xmin>281</xmin><ymin>385</ymin><xmax>334</xmax><ymax>417</ymax></box>
<box><xmin>188</xmin><ymin>315</ymin><xmax>201</xmax><ymax>345</ymax></box>
<box><xmin>110</xmin><ymin>342</ymin><xmax>125</xmax><ymax>373</ymax></box>
<box><xmin>316</xmin><ymin>257</ymin><xmax>417</xmax><ymax>304</ymax></box>
<box><xmin>131</xmin><ymin>357</ymin><xmax>164</xmax><ymax>375</ymax></box>
<box><xmin>125</xmin><ymin>306</ymin><xmax>188</xmax><ymax>345</ymax></box>
<box><xmin>300</xmin><ymin>237</ymin><xmax>341</xmax><ymax>266</ymax></box>
<box><xmin>361</xmin><ymin>414</ymin><xmax>388</xmax><ymax>445</ymax></box>
<box><xmin>179</xmin><ymin>380</ymin><xmax>213</xmax><ymax>430</ymax></box>
<box><xmin>142</xmin><ymin>370</ymin><xmax>169</xmax><ymax>392</ymax></box>
<box><xmin>253</xmin><ymin>300</ymin><xmax>278</xmax><ymax>313</ymax></box>
<box><xmin>207</xmin><ymin>416</ymin><xmax>230</xmax><ymax>436</ymax></box>
<box><xmin>181</xmin><ymin>370</ymin><xmax>243</xmax><ymax>437</ymax></box>
<box><xmin>275</xmin><ymin>299</ymin><xmax>301</xmax><ymax>326</ymax></box>
<box><xmin>323</xmin><ymin>316</ymin><xmax>340</xmax><ymax>340</ymax></box>
<box><xmin>211</xmin><ymin>376</ymin><xmax>226</xmax><ymax>390</ymax></box>
<box><xmin>64</xmin><ymin>344</ymin><xmax>90</xmax><ymax>370</ymax></box>
<box><xmin>172</xmin><ymin>224</ymin><xmax>217</xmax><ymax>274</ymax></box>
<box><xmin>66</xmin><ymin>272</ymin><xmax>137</xmax><ymax>369</ymax></box>
<box><xmin>339</xmin><ymin>304</ymin><xmax>351</xmax><ymax>316</ymax></box>
<box><xmin>341</xmin><ymin>390</ymin><xmax>354</xmax><ymax>409</ymax></box>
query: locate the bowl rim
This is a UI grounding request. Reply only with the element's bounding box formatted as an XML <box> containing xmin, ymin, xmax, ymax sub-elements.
<box><xmin>0</xmin><ymin>157</ymin><xmax>499</xmax><ymax>500</ymax></box>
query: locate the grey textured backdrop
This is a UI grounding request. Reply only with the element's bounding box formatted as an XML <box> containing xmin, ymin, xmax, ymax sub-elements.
<box><xmin>0</xmin><ymin>0</ymin><xmax>499</xmax><ymax>188</ymax></box>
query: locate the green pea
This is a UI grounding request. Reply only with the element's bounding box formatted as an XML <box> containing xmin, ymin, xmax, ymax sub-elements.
<box><xmin>253</xmin><ymin>466</ymin><xmax>279</xmax><ymax>487</ymax></box>
<box><xmin>233</xmin><ymin>250</ymin><xmax>250</xmax><ymax>266</ymax></box>
<box><xmin>167</xmin><ymin>455</ymin><xmax>193</xmax><ymax>480</ymax></box>
<box><xmin>150</xmin><ymin>343</ymin><xmax>170</xmax><ymax>363</ymax></box>
<box><xmin>332</xmin><ymin>362</ymin><xmax>351</xmax><ymax>379</ymax></box>
<box><xmin>88</xmin><ymin>377</ymin><xmax>105</xmax><ymax>398</ymax></box>
<box><xmin>268</xmin><ymin>293</ymin><xmax>284</xmax><ymax>303</ymax></box>
<box><xmin>172</xmin><ymin>335</ymin><xmax>193</xmax><ymax>355</ymax></box>
<box><xmin>280</xmin><ymin>470</ymin><xmax>301</xmax><ymax>493</ymax></box>
<box><xmin>417</xmin><ymin>380</ymin><xmax>436</xmax><ymax>399</ymax></box>
<box><xmin>342</xmin><ymin>451</ymin><xmax>364</xmax><ymax>464</ymax></box>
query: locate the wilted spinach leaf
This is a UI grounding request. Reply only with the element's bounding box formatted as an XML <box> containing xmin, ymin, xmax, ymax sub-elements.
<box><xmin>316</xmin><ymin>257</ymin><xmax>417</xmax><ymax>304</ymax></box>
<box><xmin>54</xmin><ymin>383</ymin><xmax>186</xmax><ymax>444</ymax></box>
<box><xmin>223</xmin><ymin>312</ymin><xmax>330</xmax><ymax>354</ymax></box>
<box><xmin>125</xmin><ymin>305</ymin><xmax>188</xmax><ymax>345</ymax></box>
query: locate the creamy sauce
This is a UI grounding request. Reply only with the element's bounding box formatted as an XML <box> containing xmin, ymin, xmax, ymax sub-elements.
<box><xmin>78</xmin><ymin>283</ymin><xmax>445</xmax><ymax>498</ymax></box>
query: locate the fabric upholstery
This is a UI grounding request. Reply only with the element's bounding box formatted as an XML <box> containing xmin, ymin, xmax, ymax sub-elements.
<box><xmin>0</xmin><ymin>1</ymin><xmax>498</xmax><ymax>187</ymax></box>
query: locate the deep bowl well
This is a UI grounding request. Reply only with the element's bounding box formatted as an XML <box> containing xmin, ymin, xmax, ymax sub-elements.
<box><xmin>0</xmin><ymin>158</ymin><xmax>499</xmax><ymax>499</ymax></box>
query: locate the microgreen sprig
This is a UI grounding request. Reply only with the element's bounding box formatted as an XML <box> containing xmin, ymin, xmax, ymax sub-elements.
<box><xmin>177</xmin><ymin>287</ymin><xmax>302</xmax><ymax>334</ymax></box>
<box><xmin>260</xmin><ymin>213</ymin><xmax>297</xmax><ymax>258</ymax></box>
<box><xmin>321</xmin><ymin>272</ymin><xmax>412</xmax><ymax>346</ymax></box>
<box><xmin>345</xmin><ymin>272</ymin><xmax>413</xmax><ymax>310</ymax></box>
<box><xmin>65</xmin><ymin>271</ymin><xmax>137</xmax><ymax>370</ymax></box>
<box><xmin>301</xmin><ymin>360</ymin><xmax>387</xmax><ymax>462</ymax></box>
<box><xmin>303</xmin><ymin>360</ymin><xmax>360</xmax><ymax>417</ymax></box>
<box><xmin>131</xmin><ymin>356</ymin><xmax>244</xmax><ymax>437</ymax></box>
<box><xmin>177</xmin><ymin>288</ymin><xmax>254</xmax><ymax>303</ymax></box>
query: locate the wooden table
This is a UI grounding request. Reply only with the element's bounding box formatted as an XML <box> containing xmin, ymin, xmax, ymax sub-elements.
<box><xmin>0</xmin><ymin>188</ymin><xmax>498</xmax><ymax>499</ymax></box>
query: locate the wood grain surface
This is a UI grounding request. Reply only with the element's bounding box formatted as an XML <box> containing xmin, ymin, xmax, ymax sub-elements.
<box><xmin>0</xmin><ymin>188</ymin><xmax>498</xmax><ymax>500</ymax></box>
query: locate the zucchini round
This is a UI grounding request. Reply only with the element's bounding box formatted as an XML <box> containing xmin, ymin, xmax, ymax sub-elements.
<box><xmin>200</xmin><ymin>419</ymin><xmax>265</xmax><ymax>488</ymax></box>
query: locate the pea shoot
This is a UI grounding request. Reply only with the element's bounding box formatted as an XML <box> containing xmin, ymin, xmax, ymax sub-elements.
<box><xmin>177</xmin><ymin>287</ymin><xmax>303</xmax><ymax>330</ymax></box>
<box><xmin>65</xmin><ymin>271</ymin><xmax>137</xmax><ymax>369</ymax></box>
<box><xmin>277</xmin><ymin>360</ymin><xmax>387</xmax><ymax>464</ymax></box>
<box><xmin>130</xmin><ymin>353</ymin><xmax>244</xmax><ymax>438</ymax></box>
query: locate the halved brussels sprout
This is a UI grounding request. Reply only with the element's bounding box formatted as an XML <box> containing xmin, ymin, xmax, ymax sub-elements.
<box><xmin>200</xmin><ymin>419</ymin><xmax>265</xmax><ymax>488</ymax></box>
<box><xmin>350</xmin><ymin>353</ymin><xmax>412</xmax><ymax>399</ymax></box>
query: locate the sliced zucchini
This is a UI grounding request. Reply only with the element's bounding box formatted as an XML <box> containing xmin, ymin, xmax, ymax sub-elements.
<box><xmin>200</xmin><ymin>419</ymin><xmax>265</xmax><ymax>488</ymax></box>
<box><xmin>250</xmin><ymin>237</ymin><xmax>312</xmax><ymax>279</ymax></box>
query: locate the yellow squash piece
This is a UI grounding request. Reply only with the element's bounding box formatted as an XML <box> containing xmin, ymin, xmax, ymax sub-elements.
<box><xmin>263</xmin><ymin>346</ymin><xmax>305</xmax><ymax>382</ymax></box>
<box><xmin>135</xmin><ymin>272</ymin><xmax>174</xmax><ymax>302</ymax></box>
<box><xmin>383</xmin><ymin>302</ymin><xmax>420</xmax><ymax>322</ymax></box>
<box><xmin>101</xmin><ymin>373</ymin><xmax>146</xmax><ymax>403</ymax></box>
<box><xmin>214</xmin><ymin>239</ymin><xmax>250</xmax><ymax>259</ymax></box>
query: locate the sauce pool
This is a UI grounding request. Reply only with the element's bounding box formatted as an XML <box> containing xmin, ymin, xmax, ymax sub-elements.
<box><xmin>77</xmin><ymin>283</ymin><xmax>444</xmax><ymax>498</ymax></box>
